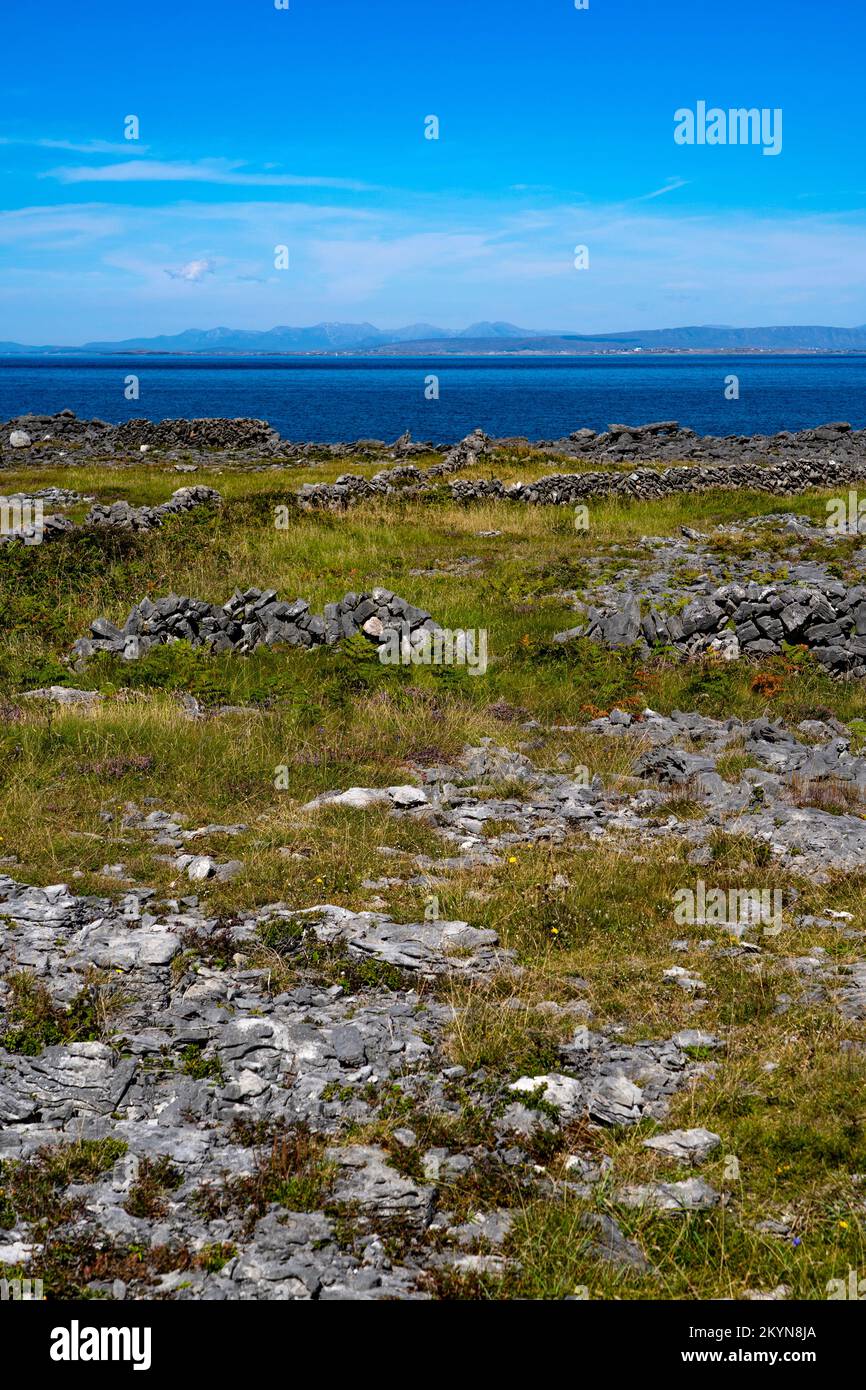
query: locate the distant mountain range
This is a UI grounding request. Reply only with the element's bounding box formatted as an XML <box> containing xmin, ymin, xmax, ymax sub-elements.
<box><xmin>2</xmin><ymin>322</ymin><xmax>866</xmax><ymax>355</ymax></box>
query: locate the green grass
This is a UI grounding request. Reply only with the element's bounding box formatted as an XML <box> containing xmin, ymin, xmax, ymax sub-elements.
<box><xmin>0</xmin><ymin>1139</ymin><xmax>128</xmax><ymax>1230</ymax></box>
<box><xmin>0</xmin><ymin>970</ymin><xmax>113</xmax><ymax>1054</ymax></box>
<box><xmin>2</xmin><ymin>463</ymin><xmax>866</xmax><ymax>1300</ymax></box>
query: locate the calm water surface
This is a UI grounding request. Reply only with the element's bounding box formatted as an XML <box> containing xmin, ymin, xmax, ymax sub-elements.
<box><xmin>1</xmin><ymin>354</ymin><xmax>864</xmax><ymax>443</ymax></box>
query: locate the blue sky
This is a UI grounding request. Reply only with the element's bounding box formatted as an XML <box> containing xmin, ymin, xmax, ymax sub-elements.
<box><xmin>1</xmin><ymin>0</ymin><xmax>864</xmax><ymax>343</ymax></box>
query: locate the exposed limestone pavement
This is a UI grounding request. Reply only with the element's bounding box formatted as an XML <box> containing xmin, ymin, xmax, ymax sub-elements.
<box><xmin>302</xmin><ymin>719</ymin><xmax>866</xmax><ymax>880</ymax></box>
<box><xmin>0</xmin><ymin>871</ymin><xmax>710</xmax><ymax>1298</ymax></box>
<box><xmin>4</xmin><ymin>414</ymin><xmax>866</xmax><ymax>1304</ymax></box>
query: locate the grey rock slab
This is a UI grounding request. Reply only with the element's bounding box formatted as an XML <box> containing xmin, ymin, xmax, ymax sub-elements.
<box><xmin>642</xmin><ymin>1127</ymin><xmax>722</xmax><ymax>1164</ymax></box>
<box><xmin>347</xmin><ymin>918</ymin><xmax>502</xmax><ymax>975</ymax></box>
<box><xmin>671</xmin><ymin>1030</ymin><xmax>725</xmax><ymax>1050</ymax></box>
<box><xmin>326</xmin><ymin>1145</ymin><xmax>436</xmax><ymax>1227</ymax></box>
<box><xmin>448</xmin><ymin>1209</ymin><xmax>514</xmax><ymax>1248</ymax></box>
<box><xmin>3</xmin><ymin>1044</ymin><xmax>137</xmax><ymax>1121</ymax></box>
<box><xmin>187</xmin><ymin>856</ymin><xmax>217</xmax><ymax>881</ymax></box>
<box><xmin>387</xmin><ymin>785</ymin><xmax>429</xmax><ymax>808</ymax></box>
<box><xmin>446</xmin><ymin>1253</ymin><xmax>510</xmax><ymax>1277</ymax></box>
<box><xmin>286</xmin><ymin>904</ymin><xmax>503</xmax><ymax>976</ymax></box>
<box><xmin>19</xmin><ymin>686</ymin><xmax>102</xmax><ymax>706</ymax></box>
<box><xmin>579</xmin><ymin>1212</ymin><xmax>651</xmax><ymax>1271</ymax></box>
<box><xmin>507</xmin><ymin>1073</ymin><xmax>585</xmax><ymax>1121</ymax></box>
<box><xmin>618</xmin><ymin>1176</ymin><xmax>721</xmax><ymax>1211</ymax></box>
<box><xmin>587</xmin><ymin>1074</ymin><xmax>644</xmax><ymax>1126</ymax></box>
<box><xmin>305</xmin><ymin>787</ymin><xmax>393</xmax><ymax>811</ymax></box>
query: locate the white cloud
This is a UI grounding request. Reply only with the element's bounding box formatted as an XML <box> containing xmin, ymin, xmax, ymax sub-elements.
<box><xmin>0</xmin><ymin>203</ymin><xmax>124</xmax><ymax>245</ymax></box>
<box><xmin>165</xmin><ymin>258</ymin><xmax>215</xmax><ymax>282</ymax></box>
<box><xmin>0</xmin><ymin>136</ymin><xmax>149</xmax><ymax>154</ymax></box>
<box><xmin>2</xmin><ymin>192</ymin><xmax>866</xmax><ymax>338</ymax></box>
<box><xmin>308</xmin><ymin>231</ymin><xmax>497</xmax><ymax>299</ymax></box>
<box><xmin>174</xmin><ymin>199</ymin><xmax>380</xmax><ymax>227</ymax></box>
<box><xmin>43</xmin><ymin>158</ymin><xmax>379</xmax><ymax>191</ymax></box>
<box><xmin>632</xmin><ymin>177</ymin><xmax>689</xmax><ymax>201</ymax></box>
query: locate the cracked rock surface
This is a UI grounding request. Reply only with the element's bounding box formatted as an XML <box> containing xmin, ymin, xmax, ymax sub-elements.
<box><xmin>0</xmin><ymin>868</ymin><xmax>705</xmax><ymax>1298</ymax></box>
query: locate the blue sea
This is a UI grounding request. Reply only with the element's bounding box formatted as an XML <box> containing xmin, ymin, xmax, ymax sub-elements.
<box><xmin>1</xmin><ymin>354</ymin><xmax>864</xmax><ymax>443</ymax></box>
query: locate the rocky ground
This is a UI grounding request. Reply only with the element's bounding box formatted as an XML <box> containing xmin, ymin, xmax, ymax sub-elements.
<box><xmin>553</xmin><ymin>513</ymin><xmax>866</xmax><ymax>675</ymax></box>
<box><xmin>1</xmin><ymin>417</ymin><xmax>865</xmax><ymax>1301</ymax></box>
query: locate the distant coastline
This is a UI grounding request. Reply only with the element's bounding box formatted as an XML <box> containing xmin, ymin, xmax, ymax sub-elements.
<box><xmin>4</xmin><ymin>321</ymin><xmax>866</xmax><ymax>358</ymax></box>
<box><xmin>3</xmin><ymin>347</ymin><xmax>866</xmax><ymax>360</ymax></box>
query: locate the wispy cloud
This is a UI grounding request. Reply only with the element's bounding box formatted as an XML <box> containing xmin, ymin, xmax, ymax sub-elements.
<box><xmin>43</xmin><ymin>158</ymin><xmax>379</xmax><ymax>191</ymax></box>
<box><xmin>2</xmin><ymin>195</ymin><xmax>866</xmax><ymax>340</ymax></box>
<box><xmin>308</xmin><ymin>231</ymin><xmax>498</xmax><ymax>300</ymax></box>
<box><xmin>0</xmin><ymin>136</ymin><xmax>149</xmax><ymax>155</ymax></box>
<box><xmin>0</xmin><ymin>203</ymin><xmax>124</xmax><ymax>246</ymax></box>
<box><xmin>631</xmin><ymin>177</ymin><xmax>689</xmax><ymax>202</ymax></box>
<box><xmin>165</xmin><ymin>258</ymin><xmax>215</xmax><ymax>283</ymax></box>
